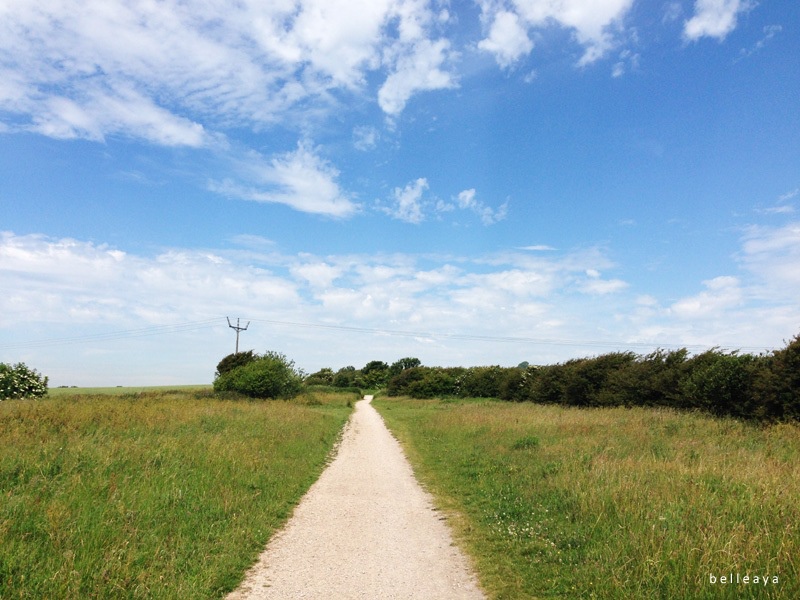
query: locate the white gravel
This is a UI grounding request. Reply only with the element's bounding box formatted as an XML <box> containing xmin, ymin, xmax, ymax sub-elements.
<box><xmin>226</xmin><ymin>396</ymin><xmax>485</xmax><ymax>599</ymax></box>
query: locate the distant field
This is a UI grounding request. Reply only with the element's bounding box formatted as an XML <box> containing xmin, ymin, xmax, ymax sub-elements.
<box><xmin>375</xmin><ymin>397</ymin><xmax>800</xmax><ymax>599</ymax></box>
<box><xmin>0</xmin><ymin>388</ymin><xmax>355</xmax><ymax>598</ymax></box>
<box><xmin>47</xmin><ymin>384</ymin><xmax>212</xmax><ymax>397</ymax></box>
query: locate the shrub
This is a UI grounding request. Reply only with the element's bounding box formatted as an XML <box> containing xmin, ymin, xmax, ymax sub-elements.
<box><xmin>305</xmin><ymin>367</ymin><xmax>335</xmax><ymax>386</ymax></box>
<box><xmin>456</xmin><ymin>366</ymin><xmax>507</xmax><ymax>398</ymax></box>
<box><xmin>406</xmin><ymin>368</ymin><xmax>463</xmax><ymax>398</ymax></box>
<box><xmin>529</xmin><ymin>364</ymin><xmax>567</xmax><ymax>405</ymax></box>
<box><xmin>333</xmin><ymin>366</ymin><xmax>358</xmax><ymax>389</ymax></box>
<box><xmin>387</xmin><ymin>366</ymin><xmax>426</xmax><ymax>396</ymax></box>
<box><xmin>498</xmin><ymin>367</ymin><xmax>526</xmax><ymax>401</ymax></box>
<box><xmin>387</xmin><ymin>366</ymin><xmax>464</xmax><ymax>398</ymax></box>
<box><xmin>564</xmin><ymin>352</ymin><xmax>637</xmax><ymax>407</ymax></box>
<box><xmin>213</xmin><ymin>351</ymin><xmax>303</xmax><ymax>399</ymax></box>
<box><xmin>215</xmin><ymin>350</ymin><xmax>257</xmax><ymax>377</ymax></box>
<box><xmin>753</xmin><ymin>335</ymin><xmax>800</xmax><ymax>420</ymax></box>
<box><xmin>0</xmin><ymin>362</ymin><xmax>48</xmax><ymax>400</ymax></box>
<box><xmin>680</xmin><ymin>350</ymin><xmax>759</xmax><ymax>417</ymax></box>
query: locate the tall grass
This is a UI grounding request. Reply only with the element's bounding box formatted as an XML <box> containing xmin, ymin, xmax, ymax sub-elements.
<box><xmin>375</xmin><ymin>397</ymin><xmax>800</xmax><ymax>599</ymax></box>
<box><xmin>46</xmin><ymin>385</ymin><xmax>212</xmax><ymax>397</ymax></box>
<box><xmin>0</xmin><ymin>389</ymin><xmax>354</xmax><ymax>599</ymax></box>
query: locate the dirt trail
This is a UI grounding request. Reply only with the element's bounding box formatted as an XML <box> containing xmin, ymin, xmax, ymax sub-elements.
<box><xmin>226</xmin><ymin>396</ymin><xmax>485</xmax><ymax>599</ymax></box>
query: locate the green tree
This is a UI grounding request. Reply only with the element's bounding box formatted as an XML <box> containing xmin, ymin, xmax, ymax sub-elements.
<box><xmin>361</xmin><ymin>360</ymin><xmax>390</xmax><ymax>388</ymax></box>
<box><xmin>389</xmin><ymin>357</ymin><xmax>421</xmax><ymax>376</ymax></box>
<box><xmin>333</xmin><ymin>366</ymin><xmax>358</xmax><ymax>388</ymax></box>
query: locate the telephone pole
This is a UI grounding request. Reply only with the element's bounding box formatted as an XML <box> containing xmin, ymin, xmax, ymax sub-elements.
<box><xmin>227</xmin><ymin>317</ymin><xmax>250</xmax><ymax>354</ymax></box>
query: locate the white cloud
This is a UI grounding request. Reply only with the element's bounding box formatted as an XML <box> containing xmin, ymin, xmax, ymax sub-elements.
<box><xmin>4</xmin><ymin>230</ymin><xmax>800</xmax><ymax>383</ymax></box>
<box><xmin>378</xmin><ymin>38</ymin><xmax>457</xmax><ymax>116</ymax></box>
<box><xmin>32</xmin><ymin>86</ymin><xmax>210</xmax><ymax>147</ymax></box>
<box><xmin>353</xmin><ymin>125</ymin><xmax>380</xmax><ymax>151</ymax></box>
<box><xmin>669</xmin><ymin>276</ymin><xmax>743</xmax><ymax>318</ymax></box>
<box><xmin>456</xmin><ymin>189</ymin><xmax>509</xmax><ymax>225</ymax></box>
<box><xmin>209</xmin><ymin>142</ymin><xmax>358</xmax><ymax>217</ymax></box>
<box><xmin>0</xmin><ymin>0</ymin><xmax>458</xmax><ymax>146</ymax></box>
<box><xmin>478</xmin><ymin>0</ymin><xmax>635</xmax><ymax>67</ymax></box>
<box><xmin>684</xmin><ymin>0</ymin><xmax>751</xmax><ymax>41</ymax></box>
<box><xmin>738</xmin><ymin>222</ymin><xmax>800</xmax><ymax>297</ymax></box>
<box><xmin>478</xmin><ymin>10</ymin><xmax>534</xmax><ymax>68</ymax></box>
<box><xmin>384</xmin><ymin>178</ymin><xmax>429</xmax><ymax>223</ymax></box>
<box><xmin>520</xmin><ymin>245</ymin><xmax>556</xmax><ymax>251</ymax></box>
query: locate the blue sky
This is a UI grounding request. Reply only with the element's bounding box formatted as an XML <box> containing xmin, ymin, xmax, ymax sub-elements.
<box><xmin>1</xmin><ymin>0</ymin><xmax>799</xmax><ymax>386</ymax></box>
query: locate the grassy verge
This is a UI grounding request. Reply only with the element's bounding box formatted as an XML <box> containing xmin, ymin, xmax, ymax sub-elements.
<box><xmin>374</xmin><ymin>397</ymin><xmax>799</xmax><ymax>599</ymax></box>
<box><xmin>1</xmin><ymin>389</ymin><xmax>355</xmax><ymax>599</ymax></box>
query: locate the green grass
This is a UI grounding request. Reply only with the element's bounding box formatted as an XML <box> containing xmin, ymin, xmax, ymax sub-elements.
<box><xmin>0</xmin><ymin>389</ymin><xmax>355</xmax><ymax>599</ymax></box>
<box><xmin>47</xmin><ymin>385</ymin><xmax>212</xmax><ymax>397</ymax></box>
<box><xmin>374</xmin><ymin>397</ymin><xmax>800</xmax><ymax>599</ymax></box>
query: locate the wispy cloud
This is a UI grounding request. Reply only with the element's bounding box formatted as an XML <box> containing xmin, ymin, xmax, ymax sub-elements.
<box><xmin>455</xmin><ymin>189</ymin><xmax>508</xmax><ymax>225</ymax></box>
<box><xmin>0</xmin><ymin>0</ymin><xmax>458</xmax><ymax>145</ymax></box>
<box><xmin>353</xmin><ymin>125</ymin><xmax>380</xmax><ymax>151</ymax></box>
<box><xmin>209</xmin><ymin>142</ymin><xmax>358</xmax><ymax>218</ymax></box>
<box><xmin>736</xmin><ymin>24</ymin><xmax>782</xmax><ymax>60</ymax></box>
<box><xmin>519</xmin><ymin>245</ymin><xmax>557</xmax><ymax>252</ymax></box>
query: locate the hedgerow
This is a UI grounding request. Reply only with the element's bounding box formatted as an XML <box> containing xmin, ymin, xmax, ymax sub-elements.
<box><xmin>384</xmin><ymin>334</ymin><xmax>800</xmax><ymax>422</ymax></box>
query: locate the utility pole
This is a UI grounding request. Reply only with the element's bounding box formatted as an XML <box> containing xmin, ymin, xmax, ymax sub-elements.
<box><xmin>227</xmin><ymin>317</ymin><xmax>250</xmax><ymax>354</ymax></box>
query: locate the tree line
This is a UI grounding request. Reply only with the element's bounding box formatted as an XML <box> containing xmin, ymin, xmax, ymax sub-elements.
<box><xmin>210</xmin><ymin>333</ymin><xmax>799</xmax><ymax>422</ymax></box>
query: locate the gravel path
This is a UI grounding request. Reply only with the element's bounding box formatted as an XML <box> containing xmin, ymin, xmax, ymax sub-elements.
<box><xmin>226</xmin><ymin>396</ymin><xmax>485</xmax><ymax>599</ymax></box>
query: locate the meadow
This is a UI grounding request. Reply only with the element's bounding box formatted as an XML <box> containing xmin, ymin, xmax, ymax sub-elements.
<box><xmin>46</xmin><ymin>385</ymin><xmax>212</xmax><ymax>397</ymax></box>
<box><xmin>374</xmin><ymin>397</ymin><xmax>800</xmax><ymax>599</ymax></box>
<box><xmin>0</xmin><ymin>388</ymin><xmax>355</xmax><ymax>599</ymax></box>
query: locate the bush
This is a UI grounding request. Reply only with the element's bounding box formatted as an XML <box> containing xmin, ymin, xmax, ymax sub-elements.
<box><xmin>406</xmin><ymin>368</ymin><xmax>463</xmax><ymax>398</ymax></box>
<box><xmin>333</xmin><ymin>366</ymin><xmax>358</xmax><ymax>389</ymax></box>
<box><xmin>305</xmin><ymin>367</ymin><xmax>335</xmax><ymax>386</ymax></box>
<box><xmin>680</xmin><ymin>350</ymin><xmax>759</xmax><ymax>417</ymax></box>
<box><xmin>386</xmin><ymin>366</ymin><xmax>426</xmax><ymax>396</ymax></box>
<box><xmin>0</xmin><ymin>362</ymin><xmax>48</xmax><ymax>400</ymax></box>
<box><xmin>456</xmin><ymin>366</ymin><xmax>507</xmax><ymax>398</ymax></box>
<box><xmin>213</xmin><ymin>351</ymin><xmax>303</xmax><ymax>399</ymax></box>
<box><xmin>360</xmin><ymin>360</ymin><xmax>390</xmax><ymax>388</ymax></box>
<box><xmin>215</xmin><ymin>350</ymin><xmax>257</xmax><ymax>377</ymax></box>
<box><xmin>753</xmin><ymin>335</ymin><xmax>800</xmax><ymax>420</ymax></box>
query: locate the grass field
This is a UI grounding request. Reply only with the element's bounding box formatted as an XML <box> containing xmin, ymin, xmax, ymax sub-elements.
<box><xmin>0</xmin><ymin>388</ymin><xmax>355</xmax><ymax>599</ymax></box>
<box><xmin>374</xmin><ymin>397</ymin><xmax>800</xmax><ymax>599</ymax></box>
<box><xmin>47</xmin><ymin>385</ymin><xmax>212</xmax><ymax>397</ymax></box>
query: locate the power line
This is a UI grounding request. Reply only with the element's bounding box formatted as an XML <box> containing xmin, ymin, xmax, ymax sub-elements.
<box><xmin>0</xmin><ymin>315</ymin><xmax>777</xmax><ymax>355</ymax></box>
<box><xmin>241</xmin><ymin>317</ymin><xmax>774</xmax><ymax>354</ymax></box>
<box><xmin>0</xmin><ymin>318</ymin><xmax>223</xmax><ymax>351</ymax></box>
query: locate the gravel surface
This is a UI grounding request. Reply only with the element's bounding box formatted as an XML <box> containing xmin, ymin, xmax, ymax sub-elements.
<box><xmin>226</xmin><ymin>396</ymin><xmax>485</xmax><ymax>599</ymax></box>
